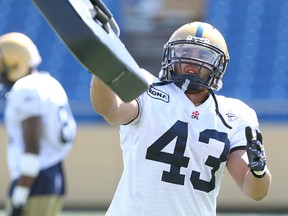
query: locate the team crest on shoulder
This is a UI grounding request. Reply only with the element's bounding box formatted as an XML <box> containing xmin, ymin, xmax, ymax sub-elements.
<box><xmin>147</xmin><ymin>86</ymin><xmax>169</xmax><ymax>103</ymax></box>
<box><xmin>226</xmin><ymin>112</ymin><xmax>238</xmax><ymax>122</ymax></box>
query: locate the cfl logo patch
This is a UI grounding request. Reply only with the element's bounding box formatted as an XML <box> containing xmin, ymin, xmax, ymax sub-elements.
<box><xmin>191</xmin><ymin>111</ymin><xmax>200</xmax><ymax>120</ymax></box>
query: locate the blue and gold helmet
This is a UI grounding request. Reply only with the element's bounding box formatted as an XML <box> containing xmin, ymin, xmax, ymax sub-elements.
<box><xmin>160</xmin><ymin>22</ymin><xmax>229</xmax><ymax>92</ymax></box>
<box><xmin>0</xmin><ymin>32</ymin><xmax>42</xmax><ymax>90</ymax></box>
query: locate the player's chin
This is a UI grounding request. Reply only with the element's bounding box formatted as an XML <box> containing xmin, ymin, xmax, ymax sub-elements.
<box><xmin>185</xmin><ymin>85</ymin><xmax>206</xmax><ymax>94</ymax></box>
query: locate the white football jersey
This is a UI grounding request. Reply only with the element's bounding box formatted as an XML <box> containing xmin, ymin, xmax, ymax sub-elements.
<box><xmin>4</xmin><ymin>72</ymin><xmax>77</xmax><ymax>180</ymax></box>
<box><xmin>106</xmin><ymin>79</ymin><xmax>259</xmax><ymax>216</ymax></box>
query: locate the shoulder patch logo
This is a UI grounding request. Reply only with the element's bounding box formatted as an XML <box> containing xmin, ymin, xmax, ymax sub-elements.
<box><xmin>147</xmin><ymin>86</ymin><xmax>169</xmax><ymax>103</ymax></box>
<box><xmin>226</xmin><ymin>113</ymin><xmax>239</xmax><ymax>122</ymax></box>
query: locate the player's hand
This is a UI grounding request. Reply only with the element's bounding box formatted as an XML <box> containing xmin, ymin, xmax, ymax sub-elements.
<box><xmin>8</xmin><ymin>205</ymin><xmax>24</xmax><ymax>216</ymax></box>
<box><xmin>245</xmin><ymin>126</ymin><xmax>266</xmax><ymax>178</ymax></box>
<box><xmin>9</xmin><ymin>185</ymin><xmax>29</xmax><ymax>216</ymax></box>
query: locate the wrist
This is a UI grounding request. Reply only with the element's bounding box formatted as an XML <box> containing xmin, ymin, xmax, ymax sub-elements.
<box><xmin>11</xmin><ymin>186</ymin><xmax>30</xmax><ymax>207</ymax></box>
<box><xmin>20</xmin><ymin>153</ymin><xmax>40</xmax><ymax>177</ymax></box>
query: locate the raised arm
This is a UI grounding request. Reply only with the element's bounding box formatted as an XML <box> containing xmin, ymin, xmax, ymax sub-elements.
<box><xmin>227</xmin><ymin>149</ymin><xmax>271</xmax><ymax>200</ymax></box>
<box><xmin>227</xmin><ymin>127</ymin><xmax>271</xmax><ymax>200</ymax></box>
<box><xmin>90</xmin><ymin>75</ymin><xmax>139</xmax><ymax>125</ymax></box>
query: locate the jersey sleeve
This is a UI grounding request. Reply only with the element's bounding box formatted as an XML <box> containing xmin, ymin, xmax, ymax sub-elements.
<box><xmin>8</xmin><ymin>87</ymin><xmax>43</xmax><ymax>122</ymax></box>
<box><xmin>126</xmin><ymin>72</ymin><xmax>158</xmax><ymax>125</ymax></box>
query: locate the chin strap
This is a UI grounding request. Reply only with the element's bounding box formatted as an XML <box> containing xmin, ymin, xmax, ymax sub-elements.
<box><xmin>207</xmin><ymin>88</ymin><xmax>232</xmax><ymax>129</ymax></box>
<box><xmin>181</xmin><ymin>79</ymin><xmax>190</xmax><ymax>92</ymax></box>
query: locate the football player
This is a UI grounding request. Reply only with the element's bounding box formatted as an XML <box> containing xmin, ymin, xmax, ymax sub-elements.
<box><xmin>90</xmin><ymin>22</ymin><xmax>271</xmax><ymax>216</ymax></box>
<box><xmin>0</xmin><ymin>32</ymin><xmax>77</xmax><ymax>216</ymax></box>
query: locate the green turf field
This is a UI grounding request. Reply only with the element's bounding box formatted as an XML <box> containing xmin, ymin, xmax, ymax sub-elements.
<box><xmin>60</xmin><ymin>211</ymin><xmax>288</xmax><ymax>216</ymax></box>
<box><xmin>1</xmin><ymin>209</ymin><xmax>287</xmax><ymax>216</ymax></box>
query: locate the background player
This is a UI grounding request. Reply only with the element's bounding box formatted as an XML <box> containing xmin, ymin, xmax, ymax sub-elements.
<box><xmin>0</xmin><ymin>32</ymin><xmax>77</xmax><ymax>216</ymax></box>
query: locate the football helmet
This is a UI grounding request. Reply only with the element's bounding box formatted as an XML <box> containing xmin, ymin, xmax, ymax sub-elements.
<box><xmin>160</xmin><ymin>22</ymin><xmax>229</xmax><ymax>92</ymax></box>
<box><xmin>0</xmin><ymin>32</ymin><xmax>42</xmax><ymax>90</ymax></box>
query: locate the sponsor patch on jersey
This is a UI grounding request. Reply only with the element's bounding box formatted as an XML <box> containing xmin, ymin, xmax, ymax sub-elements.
<box><xmin>226</xmin><ymin>112</ymin><xmax>238</xmax><ymax>122</ymax></box>
<box><xmin>147</xmin><ymin>86</ymin><xmax>169</xmax><ymax>103</ymax></box>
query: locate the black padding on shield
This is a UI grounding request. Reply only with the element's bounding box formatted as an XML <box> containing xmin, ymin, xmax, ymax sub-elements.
<box><xmin>32</xmin><ymin>0</ymin><xmax>148</xmax><ymax>102</ymax></box>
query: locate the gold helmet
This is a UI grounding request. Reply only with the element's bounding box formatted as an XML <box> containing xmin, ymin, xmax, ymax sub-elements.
<box><xmin>0</xmin><ymin>32</ymin><xmax>42</xmax><ymax>89</ymax></box>
<box><xmin>160</xmin><ymin>22</ymin><xmax>229</xmax><ymax>91</ymax></box>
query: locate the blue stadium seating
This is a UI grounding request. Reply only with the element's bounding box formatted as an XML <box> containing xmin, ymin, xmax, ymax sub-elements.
<box><xmin>0</xmin><ymin>0</ymin><xmax>91</xmax><ymax>102</ymax></box>
<box><xmin>205</xmin><ymin>0</ymin><xmax>288</xmax><ymax>101</ymax></box>
<box><xmin>0</xmin><ymin>0</ymin><xmax>287</xmax><ymax>121</ymax></box>
<box><xmin>0</xmin><ymin>0</ymin><xmax>122</xmax><ymax>121</ymax></box>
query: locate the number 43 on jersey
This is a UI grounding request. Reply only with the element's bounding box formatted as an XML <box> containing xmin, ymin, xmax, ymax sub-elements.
<box><xmin>145</xmin><ymin>120</ymin><xmax>230</xmax><ymax>193</ymax></box>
